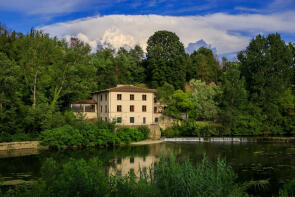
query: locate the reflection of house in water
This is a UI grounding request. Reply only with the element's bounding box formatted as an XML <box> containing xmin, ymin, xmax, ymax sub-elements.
<box><xmin>109</xmin><ymin>155</ymin><xmax>160</xmax><ymax>177</ymax></box>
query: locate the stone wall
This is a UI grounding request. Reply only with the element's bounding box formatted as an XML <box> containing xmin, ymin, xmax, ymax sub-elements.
<box><xmin>0</xmin><ymin>141</ymin><xmax>41</xmax><ymax>151</ymax></box>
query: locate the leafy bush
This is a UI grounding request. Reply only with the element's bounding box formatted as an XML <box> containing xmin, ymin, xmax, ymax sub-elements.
<box><xmin>0</xmin><ymin>132</ymin><xmax>38</xmax><ymax>143</ymax></box>
<box><xmin>163</xmin><ymin>121</ymin><xmax>217</xmax><ymax>137</ymax></box>
<box><xmin>117</xmin><ymin>127</ymin><xmax>145</xmax><ymax>143</ymax></box>
<box><xmin>152</xmin><ymin>154</ymin><xmax>246</xmax><ymax>197</ymax></box>
<box><xmin>40</xmin><ymin>124</ymin><xmax>150</xmax><ymax>149</ymax></box>
<box><xmin>137</xmin><ymin>126</ymin><xmax>150</xmax><ymax>139</ymax></box>
<box><xmin>280</xmin><ymin>178</ymin><xmax>295</xmax><ymax>197</ymax></box>
<box><xmin>40</xmin><ymin>125</ymin><xmax>84</xmax><ymax>149</ymax></box>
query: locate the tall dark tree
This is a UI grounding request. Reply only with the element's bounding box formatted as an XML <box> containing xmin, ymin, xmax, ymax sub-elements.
<box><xmin>146</xmin><ymin>31</ymin><xmax>186</xmax><ymax>90</ymax></box>
<box><xmin>238</xmin><ymin>33</ymin><xmax>294</xmax><ymax>134</ymax></box>
<box><xmin>189</xmin><ymin>47</ymin><xmax>221</xmax><ymax>84</ymax></box>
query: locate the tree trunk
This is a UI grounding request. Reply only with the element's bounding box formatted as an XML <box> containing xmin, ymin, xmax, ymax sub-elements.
<box><xmin>32</xmin><ymin>72</ymin><xmax>38</xmax><ymax>108</ymax></box>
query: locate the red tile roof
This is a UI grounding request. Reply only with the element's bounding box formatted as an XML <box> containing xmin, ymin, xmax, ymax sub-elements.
<box><xmin>92</xmin><ymin>85</ymin><xmax>157</xmax><ymax>94</ymax></box>
<box><xmin>72</xmin><ymin>99</ymin><xmax>96</xmax><ymax>104</ymax></box>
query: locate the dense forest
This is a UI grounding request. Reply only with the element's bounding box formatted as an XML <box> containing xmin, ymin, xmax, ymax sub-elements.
<box><xmin>0</xmin><ymin>24</ymin><xmax>294</xmax><ymax>137</ymax></box>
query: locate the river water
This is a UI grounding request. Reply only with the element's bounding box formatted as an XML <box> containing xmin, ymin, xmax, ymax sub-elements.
<box><xmin>1</xmin><ymin>141</ymin><xmax>295</xmax><ymax>196</ymax></box>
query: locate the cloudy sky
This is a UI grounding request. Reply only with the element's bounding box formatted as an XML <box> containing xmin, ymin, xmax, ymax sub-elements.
<box><xmin>1</xmin><ymin>0</ymin><xmax>295</xmax><ymax>57</ymax></box>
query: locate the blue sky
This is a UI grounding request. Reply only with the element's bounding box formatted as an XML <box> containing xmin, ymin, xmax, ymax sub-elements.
<box><xmin>1</xmin><ymin>0</ymin><xmax>295</xmax><ymax>57</ymax></box>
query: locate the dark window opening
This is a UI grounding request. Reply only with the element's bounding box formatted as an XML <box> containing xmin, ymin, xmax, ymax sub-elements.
<box><xmin>130</xmin><ymin>117</ymin><xmax>134</xmax><ymax>123</ymax></box>
<box><xmin>142</xmin><ymin>94</ymin><xmax>147</xmax><ymax>101</ymax></box>
<box><xmin>117</xmin><ymin>94</ymin><xmax>122</xmax><ymax>100</ymax></box>
<box><xmin>117</xmin><ymin>117</ymin><xmax>122</xmax><ymax>123</ymax></box>
<box><xmin>155</xmin><ymin>117</ymin><xmax>159</xmax><ymax>123</ymax></box>
<box><xmin>72</xmin><ymin>104</ymin><xmax>82</xmax><ymax>112</ymax></box>
<box><xmin>130</xmin><ymin>105</ymin><xmax>134</xmax><ymax>112</ymax></box>
<box><xmin>85</xmin><ymin>105</ymin><xmax>95</xmax><ymax>112</ymax></box>
<box><xmin>130</xmin><ymin>94</ymin><xmax>134</xmax><ymax>100</ymax></box>
<box><xmin>117</xmin><ymin>105</ymin><xmax>122</xmax><ymax>112</ymax></box>
<box><xmin>142</xmin><ymin>105</ymin><xmax>147</xmax><ymax>112</ymax></box>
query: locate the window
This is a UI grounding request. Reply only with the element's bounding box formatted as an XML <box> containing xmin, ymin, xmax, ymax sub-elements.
<box><xmin>85</xmin><ymin>104</ymin><xmax>95</xmax><ymax>112</ymax></box>
<box><xmin>130</xmin><ymin>94</ymin><xmax>134</xmax><ymax>100</ymax></box>
<box><xmin>105</xmin><ymin>105</ymin><xmax>108</xmax><ymax>113</ymax></box>
<box><xmin>105</xmin><ymin>94</ymin><xmax>107</xmax><ymax>101</ymax></box>
<box><xmin>143</xmin><ymin>117</ymin><xmax>146</xmax><ymax>124</ymax></box>
<box><xmin>100</xmin><ymin>95</ymin><xmax>103</xmax><ymax>101</ymax></box>
<box><xmin>130</xmin><ymin>157</ymin><xmax>134</xmax><ymax>163</ymax></box>
<box><xmin>142</xmin><ymin>94</ymin><xmax>147</xmax><ymax>100</ymax></box>
<box><xmin>154</xmin><ymin>107</ymin><xmax>157</xmax><ymax>113</ymax></box>
<box><xmin>117</xmin><ymin>105</ymin><xmax>122</xmax><ymax>112</ymax></box>
<box><xmin>117</xmin><ymin>117</ymin><xmax>122</xmax><ymax>123</ymax></box>
<box><xmin>117</xmin><ymin>158</ymin><xmax>122</xmax><ymax>164</ymax></box>
<box><xmin>117</xmin><ymin>94</ymin><xmax>122</xmax><ymax>100</ymax></box>
<box><xmin>130</xmin><ymin>117</ymin><xmax>134</xmax><ymax>123</ymax></box>
<box><xmin>72</xmin><ymin>104</ymin><xmax>82</xmax><ymax>112</ymax></box>
<box><xmin>142</xmin><ymin>105</ymin><xmax>147</xmax><ymax>112</ymax></box>
<box><xmin>130</xmin><ymin>105</ymin><xmax>134</xmax><ymax>112</ymax></box>
<box><xmin>100</xmin><ymin>106</ymin><xmax>102</xmax><ymax>112</ymax></box>
<box><xmin>155</xmin><ymin>117</ymin><xmax>159</xmax><ymax>123</ymax></box>
<box><xmin>105</xmin><ymin>117</ymin><xmax>108</xmax><ymax>122</ymax></box>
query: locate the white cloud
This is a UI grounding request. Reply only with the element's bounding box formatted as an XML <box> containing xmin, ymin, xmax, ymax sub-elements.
<box><xmin>40</xmin><ymin>13</ymin><xmax>295</xmax><ymax>55</ymax></box>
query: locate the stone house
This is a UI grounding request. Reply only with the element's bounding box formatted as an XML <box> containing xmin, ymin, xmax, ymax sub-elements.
<box><xmin>71</xmin><ymin>85</ymin><xmax>172</xmax><ymax>127</ymax></box>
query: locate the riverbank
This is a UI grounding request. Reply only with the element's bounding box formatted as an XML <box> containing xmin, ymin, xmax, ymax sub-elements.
<box><xmin>130</xmin><ymin>139</ymin><xmax>164</xmax><ymax>145</ymax></box>
<box><xmin>1</xmin><ymin>136</ymin><xmax>295</xmax><ymax>153</ymax></box>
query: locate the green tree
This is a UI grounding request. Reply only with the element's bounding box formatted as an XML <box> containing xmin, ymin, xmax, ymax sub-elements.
<box><xmin>164</xmin><ymin>90</ymin><xmax>194</xmax><ymax>120</ymax></box>
<box><xmin>189</xmin><ymin>47</ymin><xmax>221</xmax><ymax>84</ymax></box>
<box><xmin>146</xmin><ymin>31</ymin><xmax>186</xmax><ymax>90</ymax></box>
<box><xmin>189</xmin><ymin>79</ymin><xmax>220</xmax><ymax>120</ymax></box>
<box><xmin>156</xmin><ymin>82</ymin><xmax>175</xmax><ymax>104</ymax></box>
<box><xmin>238</xmin><ymin>33</ymin><xmax>294</xmax><ymax>134</ymax></box>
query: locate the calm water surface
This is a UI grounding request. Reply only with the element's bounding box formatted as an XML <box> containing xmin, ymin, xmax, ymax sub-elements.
<box><xmin>1</xmin><ymin>142</ymin><xmax>295</xmax><ymax>196</ymax></box>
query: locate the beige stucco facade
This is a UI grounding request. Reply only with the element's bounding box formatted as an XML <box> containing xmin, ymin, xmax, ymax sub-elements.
<box><xmin>72</xmin><ymin>85</ymin><xmax>172</xmax><ymax>129</ymax></box>
<box><xmin>93</xmin><ymin>90</ymin><xmax>155</xmax><ymax>125</ymax></box>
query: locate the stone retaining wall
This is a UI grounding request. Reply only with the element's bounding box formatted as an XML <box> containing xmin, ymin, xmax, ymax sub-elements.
<box><xmin>0</xmin><ymin>141</ymin><xmax>41</xmax><ymax>151</ymax></box>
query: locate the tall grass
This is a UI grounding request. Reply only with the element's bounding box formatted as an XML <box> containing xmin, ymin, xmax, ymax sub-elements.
<box><xmin>2</xmin><ymin>154</ymin><xmax>250</xmax><ymax>197</ymax></box>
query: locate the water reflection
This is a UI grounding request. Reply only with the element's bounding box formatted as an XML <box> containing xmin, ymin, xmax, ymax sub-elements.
<box><xmin>0</xmin><ymin>142</ymin><xmax>295</xmax><ymax>196</ymax></box>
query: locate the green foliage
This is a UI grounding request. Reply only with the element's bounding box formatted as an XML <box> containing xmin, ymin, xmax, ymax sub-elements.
<box><xmin>164</xmin><ymin>79</ymin><xmax>220</xmax><ymax>121</ymax></box>
<box><xmin>2</xmin><ymin>154</ymin><xmax>248</xmax><ymax>197</ymax></box>
<box><xmin>281</xmin><ymin>178</ymin><xmax>295</xmax><ymax>197</ymax></box>
<box><xmin>116</xmin><ymin>127</ymin><xmax>147</xmax><ymax>143</ymax></box>
<box><xmin>156</xmin><ymin>82</ymin><xmax>175</xmax><ymax>104</ymax></box>
<box><xmin>146</xmin><ymin>30</ymin><xmax>187</xmax><ymax>90</ymax></box>
<box><xmin>188</xmin><ymin>47</ymin><xmax>221</xmax><ymax>83</ymax></box>
<box><xmin>162</xmin><ymin>121</ymin><xmax>218</xmax><ymax>137</ymax></box>
<box><xmin>40</xmin><ymin>123</ymin><xmax>150</xmax><ymax>149</ymax></box>
<box><xmin>190</xmin><ymin>79</ymin><xmax>221</xmax><ymax>120</ymax></box>
<box><xmin>152</xmin><ymin>154</ymin><xmax>245</xmax><ymax>197</ymax></box>
<box><xmin>238</xmin><ymin>33</ymin><xmax>294</xmax><ymax>135</ymax></box>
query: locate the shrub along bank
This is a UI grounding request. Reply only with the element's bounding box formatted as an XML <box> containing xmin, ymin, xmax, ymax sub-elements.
<box><xmin>162</xmin><ymin>121</ymin><xmax>220</xmax><ymax>138</ymax></box>
<box><xmin>0</xmin><ymin>154</ymin><xmax>250</xmax><ymax>197</ymax></box>
<box><xmin>2</xmin><ymin>154</ymin><xmax>293</xmax><ymax>197</ymax></box>
<box><xmin>39</xmin><ymin>121</ymin><xmax>150</xmax><ymax>149</ymax></box>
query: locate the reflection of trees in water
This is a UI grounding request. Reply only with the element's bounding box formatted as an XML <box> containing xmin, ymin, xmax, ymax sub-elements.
<box><xmin>1</xmin><ymin>142</ymin><xmax>295</xmax><ymax>195</ymax></box>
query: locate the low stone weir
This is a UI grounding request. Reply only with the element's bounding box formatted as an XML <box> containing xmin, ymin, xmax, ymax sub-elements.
<box><xmin>162</xmin><ymin>137</ymin><xmax>295</xmax><ymax>143</ymax></box>
<box><xmin>162</xmin><ymin>137</ymin><xmax>204</xmax><ymax>142</ymax></box>
<box><xmin>162</xmin><ymin>137</ymin><xmax>259</xmax><ymax>143</ymax></box>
